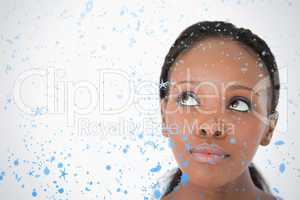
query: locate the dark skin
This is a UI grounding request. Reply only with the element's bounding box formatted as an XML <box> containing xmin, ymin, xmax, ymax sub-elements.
<box><xmin>160</xmin><ymin>36</ymin><xmax>279</xmax><ymax>200</ymax></box>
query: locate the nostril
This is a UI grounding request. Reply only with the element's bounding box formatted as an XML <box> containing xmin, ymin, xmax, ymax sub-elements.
<box><xmin>214</xmin><ymin>130</ymin><xmax>222</xmax><ymax>137</ymax></box>
<box><xmin>200</xmin><ymin>129</ymin><xmax>207</xmax><ymax>136</ymax></box>
<box><xmin>214</xmin><ymin>129</ymin><xmax>227</xmax><ymax>138</ymax></box>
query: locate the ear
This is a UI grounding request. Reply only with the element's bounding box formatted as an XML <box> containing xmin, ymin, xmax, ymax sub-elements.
<box><xmin>260</xmin><ymin>110</ymin><xmax>279</xmax><ymax>146</ymax></box>
<box><xmin>160</xmin><ymin>98</ymin><xmax>169</xmax><ymax>138</ymax></box>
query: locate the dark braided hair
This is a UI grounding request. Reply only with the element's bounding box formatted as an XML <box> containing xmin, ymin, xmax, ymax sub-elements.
<box><xmin>159</xmin><ymin>20</ymin><xmax>280</xmax><ymax>197</ymax></box>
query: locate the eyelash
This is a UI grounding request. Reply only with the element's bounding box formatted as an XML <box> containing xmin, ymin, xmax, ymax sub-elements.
<box><xmin>176</xmin><ymin>91</ymin><xmax>252</xmax><ymax>112</ymax></box>
<box><xmin>176</xmin><ymin>91</ymin><xmax>200</xmax><ymax>107</ymax></box>
<box><xmin>227</xmin><ymin>96</ymin><xmax>252</xmax><ymax>112</ymax></box>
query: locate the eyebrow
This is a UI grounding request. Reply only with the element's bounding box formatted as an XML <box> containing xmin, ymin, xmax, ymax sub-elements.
<box><xmin>170</xmin><ymin>80</ymin><xmax>260</xmax><ymax>96</ymax></box>
<box><xmin>226</xmin><ymin>84</ymin><xmax>260</xmax><ymax>96</ymax></box>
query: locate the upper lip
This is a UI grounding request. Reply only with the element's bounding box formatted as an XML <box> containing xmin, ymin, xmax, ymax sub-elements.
<box><xmin>189</xmin><ymin>143</ymin><xmax>229</xmax><ymax>156</ymax></box>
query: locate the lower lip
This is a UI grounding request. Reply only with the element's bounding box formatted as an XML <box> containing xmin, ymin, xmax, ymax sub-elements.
<box><xmin>190</xmin><ymin>152</ymin><xmax>229</xmax><ymax>165</ymax></box>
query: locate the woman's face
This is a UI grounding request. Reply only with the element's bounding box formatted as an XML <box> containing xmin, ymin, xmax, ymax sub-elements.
<box><xmin>161</xmin><ymin>37</ymin><xmax>275</xmax><ymax>188</ymax></box>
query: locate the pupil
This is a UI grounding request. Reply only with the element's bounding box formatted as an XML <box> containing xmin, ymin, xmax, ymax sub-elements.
<box><xmin>233</xmin><ymin>101</ymin><xmax>239</xmax><ymax>107</ymax></box>
<box><xmin>183</xmin><ymin>94</ymin><xmax>190</xmax><ymax>101</ymax></box>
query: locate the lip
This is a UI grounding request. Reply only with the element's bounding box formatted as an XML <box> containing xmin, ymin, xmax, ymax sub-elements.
<box><xmin>189</xmin><ymin>143</ymin><xmax>230</xmax><ymax>165</ymax></box>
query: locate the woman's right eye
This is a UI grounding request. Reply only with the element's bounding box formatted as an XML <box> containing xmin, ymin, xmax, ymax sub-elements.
<box><xmin>177</xmin><ymin>91</ymin><xmax>200</xmax><ymax>106</ymax></box>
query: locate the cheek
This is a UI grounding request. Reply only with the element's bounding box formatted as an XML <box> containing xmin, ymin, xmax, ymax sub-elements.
<box><xmin>251</xmin><ymin>95</ymin><xmax>269</xmax><ymax>118</ymax></box>
<box><xmin>169</xmin><ymin>136</ymin><xmax>189</xmax><ymax>165</ymax></box>
<box><xmin>229</xmin><ymin>114</ymin><xmax>268</xmax><ymax>165</ymax></box>
<box><xmin>164</xmin><ymin>104</ymin><xmax>196</xmax><ymax>134</ymax></box>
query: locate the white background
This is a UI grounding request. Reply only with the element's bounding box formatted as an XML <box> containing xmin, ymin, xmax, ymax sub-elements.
<box><xmin>0</xmin><ymin>0</ymin><xmax>299</xmax><ymax>199</ymax></box>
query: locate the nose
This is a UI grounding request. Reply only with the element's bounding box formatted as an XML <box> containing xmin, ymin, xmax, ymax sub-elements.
<box><xmin>195</xmin><ymin>118</ymin><xmax>228</xmax><ymax>139</ymax></box>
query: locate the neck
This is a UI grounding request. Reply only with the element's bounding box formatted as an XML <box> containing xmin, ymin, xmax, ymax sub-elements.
<box><xmin>169</xmin><ymin>168</ymin><xmax>262</xmax><ymax>200</ymax></box>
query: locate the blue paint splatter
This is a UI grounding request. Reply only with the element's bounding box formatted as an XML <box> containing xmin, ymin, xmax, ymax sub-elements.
<box><xmin>57</xmin><ymin>162</ymin><xmax>63</xmax><ymax>168</ymax></box>
<box><xmin>32</xmin><ymin>189</ymin><xmax>38</xmax><ymax>197</ymax></box>
<box><xmin>81</xmin><ymin>0</ymin><xmax>93</xmax><ymax>17</ymax></box>
<box><xmin>122</xmin><ymin>144</ymin><xmax>130</xmax><ymax>154</ymax></box>
<box><xmin>43</xmin><ymin>167</ymin><xmax>50</xmax><ymax>175</ymax></box>
<box><xmin>31</xmin><ymin>106</ymin><xmax>47</xmax><ymax>116</ymax></box>
<box><xmin>138</xmin><ymin>132</ymin><xmax>144</xmax><ymax>139</ymax></box>
<box><xmin>50</xmin><ymin>156</ymin><xmax>55</xmax><ymax>162</ymax></box>
<box><xmin>14</xmin><ymin>173</ymin><xmax>21</xmax><ymax>182</ymax></box>
<box><xmin>168</xmin><ymin>139</ymin><xmax>174</xmax><ymax>149</ymax></box>
<box><xmin>128</xmin><ymin>37</ymin><xmax>136</xmax><ymax>48</ymax></box>
<box><xmin>14</xmin><ymin>159</ymin><xmax>19</xmax><ymax>166</ymax></box>
<box><xmin>279</xmin><ymin>163</ymin><xmax>285</xmax><ymax>174</ymax></box>
<box><xmin>120</xmin><ymin>5</ymin><xmax>128</xmax><ymax>16</ymax></box>
<box><xmin>84</xmin><ymin>181</ymin><xmax>93</xmax><ymax>192</ymax></box>
<box><xmin>274</xmin><ymin>140</ymin><xmax>285</xmax><ymax>146</ymax></box>
<box><xmin>58</xmin><ymin>188</ymin><xmax>64</xmax><ymax>194</ymax></box>
<box><xmin>59</xmin><ymin>168</ymin><xmax>68</xmax><ymax>180</ymax></box>
<box><xmin>180</xmin><ymin>173</ymin><xmax>189</xmax><ymax>185</ymax></box>
<box><xmin>0</xmin><ymin>171</ymin><xmax>5</xmax><ymax>181</ymax></box>
<box><xmin>85</xmin><ymin>0</ymin><xmax>93</xmax><ymax>12</ymax></box>
<box><xmin>150</xmin><ymin>163</ymin><xmax>161</xmax><ymax>173</ymax></box>
<box><xmin>229</xmin><ymin>137</ymin><xmax>236</xmax><ymax>144</ymax></box>
<box><xmin>154</xmin><ymin>189</ymin><xmax>161</xmax><ymax>199</ymax></box>
<box><xmin>273</xmin><ymin>187</ymin><xmax>280</xmax><ymax>193</ymax></box>
<box><xmin>106</xmin><ymin>165</ymin><xmax>111</xmax><ymax>171</ymax></box>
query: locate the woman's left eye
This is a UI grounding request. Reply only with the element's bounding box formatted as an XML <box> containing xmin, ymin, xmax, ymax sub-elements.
<box><xmin>228</xmin><ymin>98</ymin><xmax>251</xmax><ymax>112</ymax></box>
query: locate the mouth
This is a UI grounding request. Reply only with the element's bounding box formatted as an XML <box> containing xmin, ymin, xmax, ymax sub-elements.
<box><xmin>189</xmin><ymin>143</ymin><xmax>230</xmax><ymax>165</ymax></box>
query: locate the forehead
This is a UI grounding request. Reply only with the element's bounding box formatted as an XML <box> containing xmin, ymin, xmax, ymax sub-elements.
<box><xmin>169</xmin><ymin>36</ymin><xmax>269</xmax><ymax>89</ymax></box>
